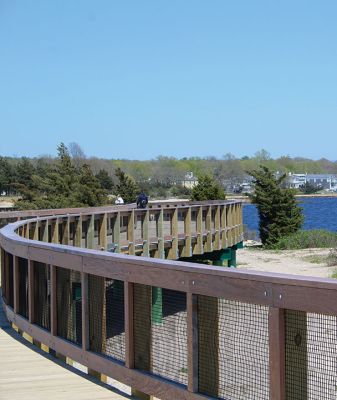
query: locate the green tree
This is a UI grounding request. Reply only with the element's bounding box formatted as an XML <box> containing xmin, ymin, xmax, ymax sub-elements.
<box><xmin>0</xmin><ymin>157</ymin><xmax>14</xmax><ymax>195</ymax></box>
<box><xmin>16</xmin><ymin>157</ymin><xmax>36</xmax><ymax>190</ymax></box>
<box><xmin>74</xmin><ymin>164</ymin><xmax>107</xmax><ymax>206</ymax></box>
<box><xmin>115</xmin><ymin>167</ymin><xmax>139</xmax><ymax>203</ymax></box>
<box><xmin>249</xmin><ymin>166</ymin><xmax>303</xmax><ymax>246</ymax></box>
<box><xmin>299</xmin><ymin>181</ymin><xmax>322</xmax><ymax>194</ymax></box>
<box><xmin>190</xmin><ymin>174</ymin><xmax>226</xmax><ymax>201</ymax></box>
<box><xmin>15</xmin><ymin>143</ymin><xmax>109</xmax><ymax>210</ymax></box>
<box><xmin>95</xmin><ymin>169</ymin><xmax>114</xmax><ymax>191</ymax></box>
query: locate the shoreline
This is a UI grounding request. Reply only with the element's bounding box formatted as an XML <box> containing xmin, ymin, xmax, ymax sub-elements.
<box><xmin>228</xmin><ymin>193</ymin><xmax>337</xmax><ymax>203</ymax></box>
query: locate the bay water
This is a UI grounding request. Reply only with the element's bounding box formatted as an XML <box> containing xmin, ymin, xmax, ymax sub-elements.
<box><xmin>243</xmin><ymin>197</ymin><xmax>337</xmax><ymax>238</ymax></box>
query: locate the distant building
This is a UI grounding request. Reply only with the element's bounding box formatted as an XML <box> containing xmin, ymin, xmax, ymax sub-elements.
<box><xmin>287</xmin><ymin>173</ymin><xmax>307</xmax><ymax>189</ymax></box>
<box><xmin>287</xmin><ymin>173</ymin><xmax>337</xmax><ymax>191</ymax></box>
<box><xmin>306</xmin><ymin>174</ymin><xmax>337</xmax><ymax>190</ymax></box>
<box><xmin>224</xmin><ymin>175</ymin><xmax>254</xmax><ymax>194</ymax></box>
<box><xmin>181</xmin><ymin>172</ymin><xmax>198</xmax><ymax>188</ymax></box>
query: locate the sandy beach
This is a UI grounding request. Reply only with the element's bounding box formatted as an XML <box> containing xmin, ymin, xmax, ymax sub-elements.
<box><xmin>237</xmin><ymin>245</ymin><xmax>335</xmax><ymax>278</ymax></box>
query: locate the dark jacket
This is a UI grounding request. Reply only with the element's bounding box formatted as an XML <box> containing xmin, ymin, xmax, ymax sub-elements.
<box><xmin>137</xmin><ymin>193</ymin><xmax>148</xmax><ymax>208</ymax></box>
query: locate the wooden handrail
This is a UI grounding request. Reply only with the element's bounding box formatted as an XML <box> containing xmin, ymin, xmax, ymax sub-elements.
<box><xmin>1</xmin><ymin>201</ymin><xmax>337</xmax><ymax>400</ymax></box>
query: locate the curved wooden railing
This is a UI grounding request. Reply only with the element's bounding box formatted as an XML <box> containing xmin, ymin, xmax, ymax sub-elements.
<box><xmin>1</xmin><ymin>201</ymin><xmax>337</xmax><ymax>400</ymax></box>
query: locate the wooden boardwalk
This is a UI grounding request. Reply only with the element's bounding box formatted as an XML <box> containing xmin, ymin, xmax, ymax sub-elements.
<box><xmin>0</xmin><ymin>300</ymin><xmax>132</xmax><ymax>400</ymax></box>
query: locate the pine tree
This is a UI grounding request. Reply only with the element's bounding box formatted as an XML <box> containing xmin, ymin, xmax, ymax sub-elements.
<box><xmin>190</xmin><ymin>174</ymin><xmax>226</xmax><ymax>201</ymax></box>
<box><xmin>115</xmin><ymin>167</ymin><xmax>139</xmax><ymax>203</ymax></box>
<box><xmin>74</xmin><ymin>164</ymin><xmax>107</xmax><ymax>207</ymax></box>
<box><xmin>0</xmin><ymin>157</ymin><xmax>14</xmax><ymax>195</ymax></box>
<box><xmin>95</xmin><ymin>169</ymin><xmax>114</xmax><ymax>191</ymax></box>
<box><xmin>249</xmin><ymin>166</ymin><xmax>303</xmax><ymax>246</ymax></box>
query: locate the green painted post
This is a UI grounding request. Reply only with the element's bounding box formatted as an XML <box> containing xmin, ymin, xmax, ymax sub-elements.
<box><xmin>212</xmin><ymin>248</ymin><xmax>231</xmax><ymax>267</ymax></box>
<box><xmin>152</xmin><ymin>287</ymin><xmax>163</xmax><ymax>325</ymax></box>
<box><xmin>229</xmin><ymin>247</ymin><xmax>237</xmax><ymax>268</ymax></box>
<box><xmin>228</xmin><ymin>242</ymin><xmax>243</xmax><ymax>268</ymax></box>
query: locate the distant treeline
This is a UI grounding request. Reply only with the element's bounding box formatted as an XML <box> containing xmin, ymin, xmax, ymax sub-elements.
<box><xmin>1</xmin><ymin>144</ymin><xmax>337</xmax><ymax>208</ymax></box>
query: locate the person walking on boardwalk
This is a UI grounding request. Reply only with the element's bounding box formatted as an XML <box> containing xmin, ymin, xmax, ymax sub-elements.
<box><xmin>136</xmin><ymin>192</ymin><xmax>148</xmax><ymax>208</ymax></box>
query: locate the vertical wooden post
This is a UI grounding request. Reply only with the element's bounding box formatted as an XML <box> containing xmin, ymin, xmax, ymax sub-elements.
<box><xmin>125</xmin><ymin>282</ymin><xmax>134</xmax><ymax>369</ymax></box>
<box><xmin>168</xmin><ymin>208</ymin><xmax>178</xmax><ymax>259</ymax></box>
<box><xmin>235</xmin><ymin>204</ymin><xmax>240</xmax><ymax>242</ymax></box>
<box><xmin>28</xmin><ymin>260</ymin><xmax>34</xmax><ymax>324</ymax></box>
<box><xmin>61</xmin><ymin>217</ymin><xmax>70</xmax><ymax>245</ymax></box>
<box><xmin>113</xmin><ymin>212</ymin><xmax>121</xmax><ymax>253</ymax></box>
<box><xmin>285</xmin><ymin>310</ymin><xmax>308</xmax><ymax>400</ymax></box>
<box><xmin>198</xmin><ymin>295</ymin><xmax>219</xmax><ymax>397</ymax></box>
<box><xmin>182</xmin><ymin>207</ymin><xmax>192</xmax><ymax>257</ymax></box>
<box><xmin>75</xmin><ymin>215</ymin><xmax>82</xmax><ymax>248</ymax></box>
<box><xmin>87</xmin><ymin>215</ymin><xmax>95</xmax><ymax>249</ymax></box>
<box><xmin>195</xmin><ymin>206</ymin><xmax>204</xmax><ymax>255</ymax></box>
<box><xmin>81</xmin><ymin>272</ymin><xmax>89</xmax><ymax>350</ymax></box>
<box><xmin>214</xmin><ymin>205</ymin><xmax>221</xmax><ymax>250</ymax></box>
<box><xmin>238</xmin><ymin>203</ymin><xmax>244</xmax><ymax>238</ymax></box>
<box><xmin>88</xmin><ymin>276</ymin><xmax>106</xmax><ymax>353</ymax></box>
<box><xmin>156</xmin><ymin>209</ymin><xmax>164</xmax><ymax>259</ymax></box>
<box><xmin>25</xmin><ymin>222</ymin><xmax>30</xmax><ymax>239</ymax></box>
<box><xmin>133</xmin><ymin>284</ymin><xmax>152</xmax><ymax>400</ymax></box>
<box><xmin>33</xmin><ymin>221</ymin><xmax>39</xmax><ymax>241</ymax></box>
<box><xmin>99</xmin><ymin>213</ymin><xmax>107</xmax><ymax>250</ymax></box>
<box><xmin>232</xmin><ymin>204</ymin><xmax>236</xmax><ymax>243</ymax></box>
<box><xmin>50</xmin><ymin>265</ymin><xmax>57</xmax><ymax>337</ymax></box>
<box><xmin>269</xmin><ymin>307</ymin><xmax>285</xmax><ymax>400</ymax></box>
<box><xmin>221</xmin><ymin>205</ymin><xmax>227</xmax><ymax>248</ymax></box>
<box><xmin>42</xmin><ymin>220</ymin><xmax>48</xmax><ymax>242</ymax></box>
<box><xmin>51</xmin><ymin>218</ymin><xmax>59</xmax><ymax>244</ymax></box>
<box><xmin>13</xmin><ymin>256</ymin><xmax>19</xmax><ymax>313</ymax></box>
<box><xmin>187</xmin><ymin>293</ymin><xmax>198</xmax><ymax>393</ymax></box>
<box><xmin>128</xmin><ymin>210</ymin><xmax>135</xmax><ymax>255</ymax></box>
<box><xmin>205</xmin><ymin>206</ymin><xmax>212</xmax><ymax>253</ymax></box>
<box><xmin>142</xmin><ymin>210</ymin><xmax>150</xmax><ymax>257</ymax></box>
<box><xmin>228</xmin><ymin>205</ymin><xmax>233</xmax><ymax>246</ymax></box>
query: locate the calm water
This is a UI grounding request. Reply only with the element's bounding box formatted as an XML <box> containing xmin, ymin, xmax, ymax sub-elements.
<box><xmin>243</xmin><ymin>197</ymin><xmax>337</xmax><ymax>237</ymax></box>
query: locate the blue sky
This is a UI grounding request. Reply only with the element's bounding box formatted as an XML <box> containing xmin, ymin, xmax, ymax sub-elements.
<box><xmin>1</xmin><ymin>1</ymin><xmax>337</xmax><ymax>160</ymax></box>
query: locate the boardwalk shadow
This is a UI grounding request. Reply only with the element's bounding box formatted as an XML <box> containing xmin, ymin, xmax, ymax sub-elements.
<box><xmin>0</xmin><ymin>321</ymin><xmax>133</xmax><ymax>399</ymax></box>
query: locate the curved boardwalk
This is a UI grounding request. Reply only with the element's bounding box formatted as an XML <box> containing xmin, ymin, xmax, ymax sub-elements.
<box><xmin>0</xmin><ymin>299</ymin><xmax>131</xmax><ymax>400</ymax></box>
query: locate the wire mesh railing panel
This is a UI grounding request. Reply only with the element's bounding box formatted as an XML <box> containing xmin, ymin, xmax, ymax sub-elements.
<box><xmin>151</xmin><ymin>288</ymin><xmax>188</xmax><ymax>386</ymax></box>
<box><xmin>88</xmin><ymin>275</ymin><xmax>125</xmax><ymax>363</ymax></box>
<box><xmin>134</xmin><ymin>283</ymin><xmax>151</xmax><ymax>372</ymax></box>
<box><xmin>198</xmin><ymin>295</ymin><xmax>270</xmax><ymax>399</ymax></box>
<box><xmin>285</xmin><ymin>310</ymin><xmax>337</xmax><ymax>400</ymax></box>
<box><xmin>33</xmin><ymin>262</ymin><xmax>50</xmax><ymax>331</ymax></box>
<box><xmin>56</xmin><ymin>267</ymin><xmax>82</xmax><ymax>345</ymax></box>
<box><xmin>18</xmin><ymin>257</ymin><xmax>28</xmax><ymax>318</ymax></box>
<box><xmin>106</xmin><ymin>279</ymin><xmax>125</xmax><ymax>361</ymax></box>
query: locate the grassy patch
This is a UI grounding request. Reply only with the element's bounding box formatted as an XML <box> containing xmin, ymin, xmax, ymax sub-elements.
<box><xmin>326</xmin><ymin>249</ymin><xmax>337</xmax><ymax>267</ymax></box>
<box><xmin>269</xmin><ymin>230</ymin><xmax>337</xmax><ymax>250</ymax></box>
<box><xmin>262</xmin><ymin>258</ymin><xmax>276</xmax><ymax>263</ymax></box>
<box><xmin>301</xmin><ymin>255</ymin><xmax>326</xmax><ymax>264</ymax></box>
<box><xmin>329</xmin><ymin>267</ymin><xmax>337</xmax><ymax>276</ymax></box>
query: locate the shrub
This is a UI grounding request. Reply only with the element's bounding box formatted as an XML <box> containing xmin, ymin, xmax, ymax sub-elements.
<box><xmin>269</xmin><ymin>229</ymin><xmax>337</xmax><ymax>250</ymax></box>
<box><xmin>191</xmin><ymin>174</ymin><xmax>226</xmax><ymax>201</ymax></box>
<box><xmin>249</xmin><ymin>166</ymin><xmax>303</xmax><ymax>246</ymax></box>
<box><xmin>327</xmin><ymin>248</ymin><xmax>337</xmax><ymax>267</ymax></box>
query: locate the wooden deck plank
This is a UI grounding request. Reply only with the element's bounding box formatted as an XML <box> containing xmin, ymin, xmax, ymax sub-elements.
<box><xmin>0</xmin><ymin>304</ymin><xmax>131</xmax><ymax>400</ymax></box>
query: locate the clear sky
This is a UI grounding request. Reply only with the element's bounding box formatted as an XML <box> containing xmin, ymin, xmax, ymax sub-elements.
<box><xmin>1</xmin><ymin>1</ymin><xmax>337</xmax><ymax>160</ymax></box>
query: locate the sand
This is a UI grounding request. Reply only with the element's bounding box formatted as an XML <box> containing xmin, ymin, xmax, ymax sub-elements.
<box><xmin>236</xmin><ymin>244</ymin><xmax>336</xmax><ymax>278</ymax></box>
